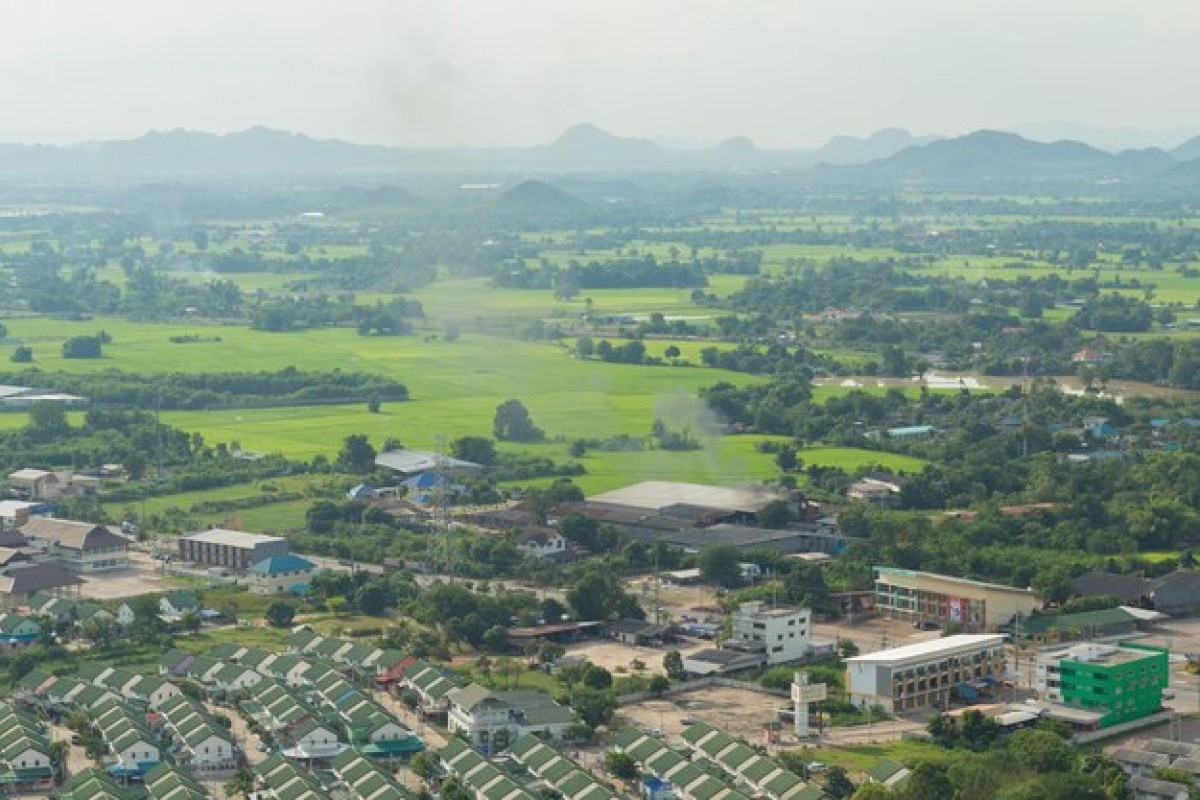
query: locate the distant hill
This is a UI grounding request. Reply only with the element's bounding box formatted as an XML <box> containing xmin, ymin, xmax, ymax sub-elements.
<box><xmin>865</xmin><ymin>130</ymin><xmax>1177</xmax><ymax>182</ymax></box>
<box><xmin>496</xmin><ymin>180</ymin><xmax>588</xmax><ymax>212</ymax></box>
<box><xmin>817</xmin><ymin>128</ymin><xmax>940</xmax><ymax>164</ymax></box>
<box><xmin>0</xmin><ymin>124</ymin><xmax>1196</xmax><ymax>183</ymax></box>
<box><xmin>81</xmin><ymin>127</ymin><xmax>402</xmax><ymax>173</ymax></box>
<box><xmin>1172</xmin><ymin>134</ymin><xmax>1200</xmax><ymax>163</ymax></box>
<box><xmin>545</xmin><ymin>123</ymin><xmax>662</xmax><ymax>162</ymax></box>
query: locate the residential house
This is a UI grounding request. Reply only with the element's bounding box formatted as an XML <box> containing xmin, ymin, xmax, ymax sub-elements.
<box><xmin>1129</xmin><ymin>777</ymin><xmax>1188</xmax><ymax>800</ymax></box>
<box><xmin>245</xmin><ymin>553</ymin><xmax>317</xmax><ymax>595</ymax></box>
<box><xmin>159</xmin><ymin>591</ymin><xmax>201</xmax><ymax>621</ymax></box>
<box><xmin>0</xmin><ymin>563</ymin><xmax>84</xmax><ymax>608</ymax></box>
<box><xmin>0</xmin><ymin>703</ymin><xmax>54</xmax><ymax>791</ymax></box>
<box><xmin>0</xmin><ymin>500</ymin><xmax>37</xmax><ymax>528</ymax></box>
<box><xmin>329</xmin><ymin>748</ymin><xmax>413</xmax><ymax>800</ymax></box>
<box><xmin>93</xmin><ymin>698</ymin><xmax>160</xmax><ymax>777</ymax></box>
<box><xmin>401</xmin><ymin>661</ymin><xmax>457</xmax><ymax>715</ymax></box>
<box><xmin>1070</xmin><ymin>569</ymin><xmax>1200</xmax><ymax>617</ymax></box>
<box><xmin>27</xmin><ymin>592</ymin><xmax>113</xmax><ymax>625</ymax></box>
<box><xmin>247</xmin><ymin>680</ymin><xmax>312</xmax><ymax>735</ymax></box>
<box><xmin>6</xmin><ymin>470</ymin><xmax>61</xmax><ymax>501</ymax></box>
<box><xmin>515</xmin><ymin>529</ymin><xmax>570</xmax><ymax>562</ymax></box>
<box><xmin>156</xmin><ymin>694</ymin><xmax>236</xmax><ymax>776</ymax></box>
<box><xmin>446</xmin><ymin>683</ymin><xmax>573</xmax><ymax>754</ymax></box>
<box><xmin>609</xmin><ymin>728</ymin><xmax>753</xmax><ymax>800</ymax></box>
<box><xmin>255</xmin><ymin>654</ymin><xmax>315</xmax><ymax>688</ymax></box>
<box><xmin>847</xmin><ymin>478</ymin><xmax>902</xmax><ymax>507</ymax></box>
<box><xmin>284</xmin><ymin>627</ymin><xmax>324</xmax><ymax>655</ymax></box>
<box><xmin>282</xmin><ymin>717</ymin><xmax>344</xmax><ymax>759</ymax></box>
<box><xmin>58</xmin><ymin>769</ymin><xmax>126</xmax><ymax>800</ymax></box>
<box><xmin>254</xmin><ymin>753</ymin><xmax>324</xmax><ymax>800</ymax></box>
<box><xmin>439</xmin><ymin>739</ymin><xmax>537</xmax><ymax>800</ymax></box>
<box><xmin>311</xmin><ymin>669</ymin><xmax>423</xmax><ymax>756</ymax></box>
<box><xmin>0</xmin><ymin>612</ymin><xmax>41</xmax><ymax>647</ymax></box>
<box><xmin>678</xmin><ymin>722</ymin><xmax>820</xmax><ymax>800</ymax></box>
<box><xmin>510</xmin><ymin>735</ymin><xmax>617</xmax><ymax>800</ymax></box>
<box><xmin>20</xmin><ymin>517</ymin><xmax>130</xmax><ymax>572</ymax></box>
<box><xmin>144</xmin><ymin>763</ymin><xmax>210</xmax><ymax>800</ymax></box>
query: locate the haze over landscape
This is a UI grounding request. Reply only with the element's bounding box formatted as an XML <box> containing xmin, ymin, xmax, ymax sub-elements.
<box><xmin>7</xmin><ymin>5</ymin><xmax>1200</xmax><ymax>800</ymax></box>
<box><xmin>3</xmin><ymin>0</ymin><xmax>1200</xmax><ymax>150</ymax></box>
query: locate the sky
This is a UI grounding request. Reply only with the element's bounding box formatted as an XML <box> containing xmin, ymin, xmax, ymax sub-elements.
<box><xmin>2</xmin><ymin>0</ymin><xmax>1199</xmax><ymax>149</ymax></box>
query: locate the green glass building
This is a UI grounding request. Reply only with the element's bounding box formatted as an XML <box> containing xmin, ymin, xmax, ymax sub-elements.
<box><xmin>1036</xmin><ymin>642</ymin><xmax>1168</xmax><ymax>728</ymax></box>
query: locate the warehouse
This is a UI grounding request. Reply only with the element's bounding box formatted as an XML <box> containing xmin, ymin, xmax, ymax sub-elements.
<box><xmin>178</xmin><ymin>529</ymin><xmax>290</xmax><ymax>571</ymax></box>
<box><xmin>874</xmin><ymin>567</ymin><xmax>1040</xmax><ymax>631</ymax></box>
<box><xmin>846</xmin><ymin>634</ymin><xmax>1007</xmax><ymax>713</ymax></box>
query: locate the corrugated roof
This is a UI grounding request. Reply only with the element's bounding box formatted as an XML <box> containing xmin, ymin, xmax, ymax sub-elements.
<box><xmin>180</xmin><ymin>528</ymin><xmax>287</xmax><ymax>548</ymax></box>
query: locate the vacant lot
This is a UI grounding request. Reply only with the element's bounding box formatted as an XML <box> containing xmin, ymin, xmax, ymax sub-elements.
<box><xmin>620</xmin><ymin>685</ymin><xmax>788</xmax><ymax>742</ymax></box>
<box><xmin>78</xmin><ymin>552</ymin><xmax>178</xmax><ymax>600</ymax></box>
<box><xmin>563</xmin><ymin>639</ymin><xmax>710</xmax><ymax>675</ymax></box>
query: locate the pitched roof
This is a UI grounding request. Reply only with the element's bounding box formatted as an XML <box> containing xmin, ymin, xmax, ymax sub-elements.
<box><xmin>20</xmin><ymin>517</ymin><xmax>130</xmax><ymax>551</ymax></box>
<box><xmin>0</xmin><ymin>563</ymin><xmax>85</xmax><ymax>595</ymax></box>
<box><xmin>248</xmin><ymin>554</ymin><xmax>317</xmax><ymax>576</ymax></box>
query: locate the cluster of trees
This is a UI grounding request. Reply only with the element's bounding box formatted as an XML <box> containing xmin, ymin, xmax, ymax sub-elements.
<box><xmin>853</xmin><ymin>713</ymin><xmax>1136</xmax><ymax>800</ymax></box>
<box><xmin>251</xmin><ymin>295</ymin><xmax>423</xmax><ymax>333</ymax></box>
<box><xmin>493</xmin><ymin>399</ymin><xmax>545</xmax><ymax>442</ymax></box>
<box><xmin>496</xmin><ymin>255</ymin><xmax>711</xmax><ymax>291</ymax></box>
<box><xmin>0</xmin><ymin>367</ymin><xmax>408</xmax><ymax>410</ymax></box>
<box><xmin>61</xmin><ymin>333</ymin><xmax>108</xmax><ymax>358</ymax></box>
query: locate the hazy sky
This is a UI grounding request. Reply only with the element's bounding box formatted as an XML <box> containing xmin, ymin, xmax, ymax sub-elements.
<box><xmin>2</xmin><ymin>0</ymin><xmax>1198</xmax><ymax>148</ymax></box>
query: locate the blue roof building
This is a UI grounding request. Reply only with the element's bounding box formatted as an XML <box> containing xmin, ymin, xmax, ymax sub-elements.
<box><xmin>246</xmin><ymin>554</ymin><xmax>317</xmax><ymax>596</ymax></box>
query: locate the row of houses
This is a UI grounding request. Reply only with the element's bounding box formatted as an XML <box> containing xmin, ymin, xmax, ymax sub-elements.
<box><xmin>157</xmin><ymin>695</ymin><xmax>237</xmax><ymax>776</ymax></box>
<box><xmin>94</xmin><ymin>697</ymin><xmax>161</xmax><ymax>778</ymax></box>
<box><xmin>1111</xmin><ymin>738</ymin><xmax>1200</xmax><ymax>800</ymax></box>
<box><xmin>679</xmin><ymin>722</ymin><xmax>822</xmax><ymax>800</ymax></box>
<box><xmin>253</xmin><ymin>748</ymin><xmax>415</xmax><ymax>800</ymax></box>
<box><xmin>0</xmin><ymin>703</ymin><xmax>55</xmax><ymax>792</ymax></box>
<box><xmin>161</xmin><ymin>641</ymin><xmax>426</xmax><ymax>759</ymax></box>
<box><xmin>610</xmin><ymin>727</ymin><xmax>752</xmax><ymax>800</ymax></box>
<box><xmin>439</xmin><ymin>739</ymin><xmax>537</xmax><ymax>800</ymax></box>
<box><xmin>509</xmin><ymin>734</ymin><xmax>616</xmax><ymax>800</ymax></box>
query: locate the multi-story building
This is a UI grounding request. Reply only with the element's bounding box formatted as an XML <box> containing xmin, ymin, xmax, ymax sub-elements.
<box><xmin>177</xmin><ymin>529</ymin><xmax>289</xmax><ymax>571</ymax></box>
<box><xmin>1035</xmin><ymin>642</ymin><xmax>1168</xmax><ymax>728</ymax></box>
<box><xmin>846</xmin><ymin>634</ymin><xmax>1007</xmax><ymax>713</ymax></box>
<box><xmin>245</xmin><ymin>553</ymin><xmax>317</xmax><ymax>595</ymax></box>
<box><xmin>446</xmin><ymin>683</ymin><xmax>573</xmax><ymax>754</ymax></box>
<box><xmin>729</xmin><ymin>602</ymin><xmax>812</xmax><ymax>665</ymax></box>
<box><xmin>873</xmin><ymin>567</ymin><xmax>1040</xmax><ymax>631</ymax></box>
<box><xmin>20</xmin><ymin>517</ymin><xmax>130</xmax><ymax>572</ymax></box>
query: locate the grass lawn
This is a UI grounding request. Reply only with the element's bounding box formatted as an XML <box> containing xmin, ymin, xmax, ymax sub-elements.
<box><xmin>101</xmin><ymin>474</ymin><xmax>346</xmax><ymax>532</ymax></box>
<box><xmin>792</xmin><ymin>739</ymin><xmax>949</xmax><ymax>775</ymax></box>
<box><xmin>172</xmin><ymin>625</ymin><xmax>291</xmax><ymax>654</ymax></box>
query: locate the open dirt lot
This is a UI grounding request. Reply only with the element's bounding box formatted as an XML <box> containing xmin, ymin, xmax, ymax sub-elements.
<box><xmin>619</xmin><ymin>685</ymin><xmax>790</xmax><ymax>743</ymax></box>
<box><xmin>563</xmin><ymin>638</ymin><xmax>710</xmax><ymax>674</ymax></box>
<box><xmin>77</xmin><ymin>551</ymin><xmax>177</xmax><ymax>600</ymax></box>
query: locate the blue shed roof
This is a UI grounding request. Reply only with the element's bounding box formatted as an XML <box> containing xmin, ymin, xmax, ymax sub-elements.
<box><xmin>247</xmin><ymin>553</ymin><xmax>317</xmax><ymax>576</ymax></box>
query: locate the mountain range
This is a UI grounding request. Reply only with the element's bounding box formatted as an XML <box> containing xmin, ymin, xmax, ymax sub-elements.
<box><xmin>1</xmin><ymin>124</ymin><xmax>1200</xmax><ymax>184</ymax></box>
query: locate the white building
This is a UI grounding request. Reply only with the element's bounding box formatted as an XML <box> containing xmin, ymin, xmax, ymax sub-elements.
<box><xmin>515</xmin><ymin>530</ymin><xmax>568</xmax><ymax>561</ymax></box>
<box><xmin>446</xmin><ymin>684</ymin><xmax>573</xmax><ymax>754</ymax></box>
<box><xmin>845</xmin><ymin>634</ymin><xmax>1007</xmax><ymax>713</ymax></box>
<box><xmin>729</xmin><ymin>602</ymin><xmax>812</xmax><ymax>665</ymax></box>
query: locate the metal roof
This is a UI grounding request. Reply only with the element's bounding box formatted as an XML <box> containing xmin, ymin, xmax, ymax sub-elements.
<box><xmin>846</xmin><ymin>634</ymin><xmax>1005</xmax><ymax>665</ymax></box>
<box><xmin>181</xmin><ymin>528</ymin><xmax>287</xmax><ymax>548</ymax></box>
<box><xmin>589</xmin><ymin>481</ymin><xmax>786</xmax><ymax>514</ymax></box>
